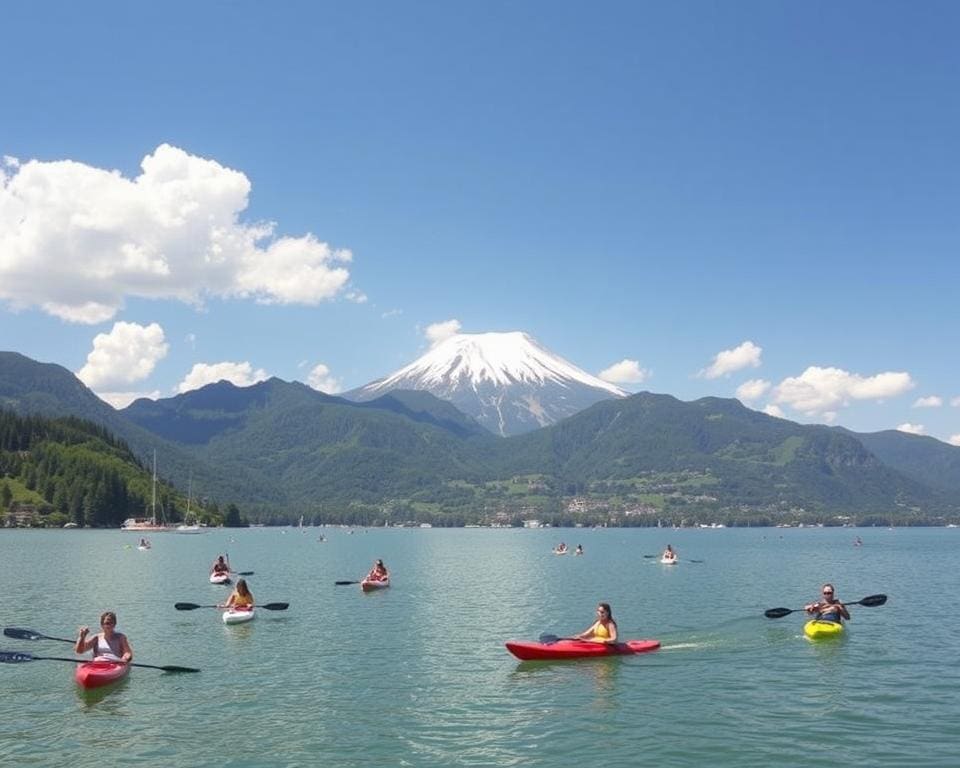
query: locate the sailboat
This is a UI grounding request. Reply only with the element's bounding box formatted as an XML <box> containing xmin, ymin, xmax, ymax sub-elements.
<box><xmin>121</xmin><ymin>451</ymin><xmax>170</xmax><ymax>532</ymax></box>
<box><xmin>173</xmin><ymin>472</ymin><xmax>206</xmax><ymax>534</ymax></box>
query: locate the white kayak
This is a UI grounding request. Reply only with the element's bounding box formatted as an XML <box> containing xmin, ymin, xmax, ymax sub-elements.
<box><xmin>222</xmin><ymin>606</ymin><xmax>256</xmax><ymax>624</ymax></box>
<box><xmin>660</xmin><ymin>556</ymin><xmax>678</xmax><ymax>565</ymax></box>
<box><xmin>210</xmin><ymin>572</ymin><xmax>232</xmax><ymax>585</ymax></box>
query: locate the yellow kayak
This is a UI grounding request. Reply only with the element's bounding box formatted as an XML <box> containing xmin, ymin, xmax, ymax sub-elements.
<box><xmin>804</xmin><ymin>619</ymin><xmax>844</xmax><ymax>640</ymax></box>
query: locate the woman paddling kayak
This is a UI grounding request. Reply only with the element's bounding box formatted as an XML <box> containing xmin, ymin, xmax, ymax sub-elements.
<box><xmin>804</xmin><ymin>583</ymin><xmax>850</xmax><ymax>624</ymax></box>
<box><xmin>574</xmin><ymin>602</ymin><xmax>618</xmax><ymax>645</ymax></box>
<box><xmin>75</xmin><ymin>611</ymin><xmax>133</xmax><ymax>662</ymax></box>
<box><xmin>220</xmin><ymin>578</ymin><xmax>255</xmax><ymax>610</ymax></box>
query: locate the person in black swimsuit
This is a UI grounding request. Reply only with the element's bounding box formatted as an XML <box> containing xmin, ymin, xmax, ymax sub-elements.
<box><xmin>804</xmin><ymin>583</ymin><xmax>850</xmax><ymax>623</ymax></box>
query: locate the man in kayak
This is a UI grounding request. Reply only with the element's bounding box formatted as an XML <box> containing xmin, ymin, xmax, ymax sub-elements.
<box><xmin>804</xmin><ymin>583</ymin><xmax>850</xmax><ymax>623</ymax></box>
<box><xmin>575</xmin><ymin>544</ymin><xmax>584</xmax><ymax>555</ymax></box>
<box><xmin>220</xmin><ymin>579</ymin><xmax>254</xmax><ymax>610</ymax></box>
<box><xmin>211</xmin><ymin>555</ymin><xmax>230</xmax><ymax>575</ymax></box>
<box><xmin>574</xmin><ymin>602</ymin><xmax>619</xmax><ymax>645</ymax></box>
<box><xmin>366</xmin><ymin>559</ymin><xmax>388</xmax><ymax>582</ymax></box>
<box><xmin>75</xmin><ymin>611</ymin><xmax>133</xmax><ymax>662</ymax></box>
<box><xmin>662</xmin><ymin>544</ymin><xmax>677</xmax><ymax>561</ymax></box>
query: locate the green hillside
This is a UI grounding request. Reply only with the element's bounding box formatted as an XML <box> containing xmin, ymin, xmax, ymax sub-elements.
<box><xmin>0</xmin><ymin>410</ymin><xmax>215</xmax><ymax>528</ymax></box>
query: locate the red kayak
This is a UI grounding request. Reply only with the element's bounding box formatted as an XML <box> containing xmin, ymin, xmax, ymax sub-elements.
<box><xmin>75</xmin><ymin>658</ymin><xmax>130</xmax><ymax>689</ymax></box>
<box><xmin>505</xmin><ymin>638</ymin><xmax>660</xmax><ymax>661</ymax></box>
<box><xmin>361</xmin><ymin>577</ymin><xmax>390</xmax><ymax>592</ymax></box>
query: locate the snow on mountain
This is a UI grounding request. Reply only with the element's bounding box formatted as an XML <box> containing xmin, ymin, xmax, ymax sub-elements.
<box><xmin>347</xmin><ymin>332</ymin><xmax>628</xmax><ymax>436</ymax></box>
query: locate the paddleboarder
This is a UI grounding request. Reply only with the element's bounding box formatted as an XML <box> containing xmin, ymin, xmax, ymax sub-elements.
<box><xmin>75</xmin><ymin>611</ymin><xmax>133</xmax><ymax>662</ymax></box>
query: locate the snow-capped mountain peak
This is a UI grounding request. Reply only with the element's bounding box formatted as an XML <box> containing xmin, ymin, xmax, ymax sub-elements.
<box><xmin>348</xmin><ymin>331</ymin><xmax>627</xmax><ymax>436</ymax></box>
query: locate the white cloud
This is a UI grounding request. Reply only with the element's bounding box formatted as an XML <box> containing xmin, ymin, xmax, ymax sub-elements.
<box><xmin>0</xmin><ymin>144</ymin><xmax>354</xmax><ymax>323</ymax></box>
<box><xmin>381</xmin><ymin>309</ymin><xmax>403</xmax><ymax>319</ymax></box>
<box><xmin>912</xmin><ymin>396</ymin><xmax>942</xmax><ymax>408</ymax></box>
<box><xmin>425</xmin><ymin>319</ymin><xmax>461</xmax><ymax>346</ymax></box>
<box><xmin>97</xmin><ymin>390</ymin><xmax>162</xmax><ymax>409</ymax></box>
<box><xmin>2</xmin><ymin>155</ymin><xmax>19</xmax><ymax>169</ymax></box>
<box><xmin>772</xmin><ymin>366</ymin><xmax>915</xmax><ymax>416</ymax></box>
<box><xmin>176</xmin><ymin>361</ymin><xmax>268</xmax><ymax>393</ymax></box>
<box><xmin>763</xmin><ymin>404</ymin><xmax>785</xmax><ymax>418</ymax></box>
<box><xmin>76</xmin><ymin>321</ymin><xmax>169</xmax><ymax>389</ymax></box>
<box><xmin>896</xmin><ymin>423</ymin><xmax>925</xmax><ymax>435</ymax></box>
<box><xmin>345</xmin><ymin>290</ymin><xmax>368</xmax><ymax>304</ymax></box>
<box><xmin>951</xmin><ymin>397</ymin><xmax>960</xmax><ymax>407</ymax></box>
<box><xmin>700</xmin><ymin>341</ymin><xmax>762</xmax><ymax>379</ymax></box>
<box><xmin>736</xmin><ymin>379</ymin><xmax>771</xmax><ymax>402</ymax></box>
<box><xmin>307</xmin><ymin>363</ymin><xmax>342</xmax><ymax>394</ymax></box>
<box><xmin>598</xmin><ymin>359</ymin><xmax>649</xmax><ymax>385</ymax></box>
<box><xmin>949</xmin><ymin>434</ymin><xmax>960</xmax><ymax>447</ymax></box>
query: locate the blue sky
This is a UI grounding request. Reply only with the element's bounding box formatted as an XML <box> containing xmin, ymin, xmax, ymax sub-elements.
<box><xmin>1</xmin><ymin>1</ymin><xmax>958</xmax><ymax>444</ymax></box>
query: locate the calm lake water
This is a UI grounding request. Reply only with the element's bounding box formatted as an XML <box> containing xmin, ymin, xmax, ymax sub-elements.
<box><xmin>0</xmin><ymin>526</ymin><xmax>957</xmax><ymax>767</ymax></box>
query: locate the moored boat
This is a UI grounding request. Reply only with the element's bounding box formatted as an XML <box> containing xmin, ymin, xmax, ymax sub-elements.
<box><xmin>75</xmin><ymin>658</ymin><xmax>130</xmax><ymax>689</ymax></box>
<box><xmin>505</xmin><ymin>638</ymin><xmax>660</xmax><ymax>661</ymax></box>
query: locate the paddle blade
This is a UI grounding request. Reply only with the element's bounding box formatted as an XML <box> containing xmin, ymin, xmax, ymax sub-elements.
<box><xmin>764</xmin><ymin>607</ymin><xmax>794</xmax><ymax>619</ymax></box>
<box><xmin>234</xmin><ymin>571</ymin><xmax>254</xmax><ymax>576</ymax></box>
<box><xmin>261</xmin><ymin>602</ymin><xmax>289</xmax><ymax>611</ymax></box>
<box><xmin>0</xmin><ymin>651</ymin><xmax>35</xmax><ymax>664</ymax></box>
<box><xmin>335</xmin><ymin>580</ymin><xmax>359</xmax><ymax>585</ymax></box>
<box><xmin>642</xmin><ymin>555</ymin><xmax>657</xmax><ymax>559</ymax></box>
<box><xmin>158</xmin><ymin>664</ymin><xmax>200</xmax><ymax>673</ymax></box>
<box><xmin>3</xmin><ymin>628</ymin><xmax>42</xmax><ymax>641</ymax></box>
<box><xmin>856</xmin><ymin>594</ymin><xmax>887</xmax><ymax>608</ymax></box>
<box><xmin>174</xmin><ymin>603</ymin><xmax>208</xmax><ymax>610</ymax></box>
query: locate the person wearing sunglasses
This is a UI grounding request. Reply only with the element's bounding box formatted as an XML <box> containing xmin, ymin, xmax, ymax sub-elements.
<box><xmin>75</xmin><ymin>611</ymin><xmax>133</xmax><ymax>662</ymax></box>
<box><xmin>574</xmin><ymin>602</ymin><xmax>619</xmax><ymax>644</ymax></box>
<box><xmin>804</xmin><ymin>584</ymin><xmax>850</xmax><ymax>624</ymax></box>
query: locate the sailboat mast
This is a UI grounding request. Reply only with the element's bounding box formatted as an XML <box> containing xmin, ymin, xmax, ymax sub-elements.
<box><xmin>151</xmin><ymin>450</ymin><xmax>157</xmax><ymax>525</ymax></box>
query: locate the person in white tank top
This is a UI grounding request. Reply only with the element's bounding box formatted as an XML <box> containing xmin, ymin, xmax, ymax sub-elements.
<box><xmin>75</xmin><ymin>611</ymin><xmax>133</xmax><ymax>662</ymax></box>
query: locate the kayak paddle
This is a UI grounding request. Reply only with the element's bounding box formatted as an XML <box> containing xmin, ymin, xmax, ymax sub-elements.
<box><xmin>0</xmin><ymin>650</ymin><xmax>199</xmax><ymax>673</ymax></box>
<box><xmin>231</xmin><ymin>571</ymin><xmax>255</xmax><ymax>576</ymax></box>
<box><xmin>538</xmin><ymin>634</ymin><xmax>579</xmax><ymax>644</ymax></box>
<box><xmin>4</xmin><ymin>627</ymin><xmax>74</xmax><ymax>644</ymax></box>
<box><xmin>174</xmin><ymin>602</ymin><xmax>289</xmax><ymax>610</ymax></box>
<box><xmin>764</xmin><ymin>593</ymin><xmax>887</xmax><ymax>619</ymax></box>
<box><xmin>335</xmin><ymin>580</ymin><xmax>360</xmax><ymax>586</ymax></box>
<box><xmin>643</xmin><ymin>554</ymin><xmax>704</xmax><ymax>563</ymax></box>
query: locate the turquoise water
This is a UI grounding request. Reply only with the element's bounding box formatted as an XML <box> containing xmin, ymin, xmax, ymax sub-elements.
<box><xmin>0</xmin><ymin>526</ymin><xmax>957</xmax><ymax>767</ymax></box>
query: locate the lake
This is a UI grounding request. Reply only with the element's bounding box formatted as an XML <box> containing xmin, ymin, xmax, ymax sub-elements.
<box><xmin>0</xmin><ymin>526</ymin><xmax>957</xmax><ymax>767</ymax></box>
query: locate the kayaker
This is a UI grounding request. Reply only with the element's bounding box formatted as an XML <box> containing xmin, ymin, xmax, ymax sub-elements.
<box><xmin>575</xmin><ymin>544</ymin><xmax>583</xmax><ymax>556</ymax></box>
<box><xmin>75</xmin><ymin>611</ymin><xmax>133</xmax><ymax>662</ymax></box>
<box><xmin>220</xmin><ymin>578</ymin><xmax>254</xmax><ymax>609</ymax></box>
<box><xmin>211</xmin><ymin>555</ymin><xmax>230</xmax><ymax>575</ymax></box>
<box><xmin>804</xmin><ymin>583</ymin><xmax>850</xmax><ymax>623</ymax></box>
<box><xmin>366</xmin><ymin>559</ymin><xmax>388</xmax><ymax>582</ymax></box>
<box><xmin>575</xmin><ymin>602</ymin><xmax>618</xmax><ymax>645</ymax></box>
<box><xmin>662</xmin><ymin>544</ymin><xmax>677</xmax><ymax>561</ymax></box>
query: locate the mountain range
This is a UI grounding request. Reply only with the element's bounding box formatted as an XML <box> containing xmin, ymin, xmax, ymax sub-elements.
<box><xmin>2</xmin><ymin>350</ymin><xmax>959</xmax><ymax>525</ymax></box>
